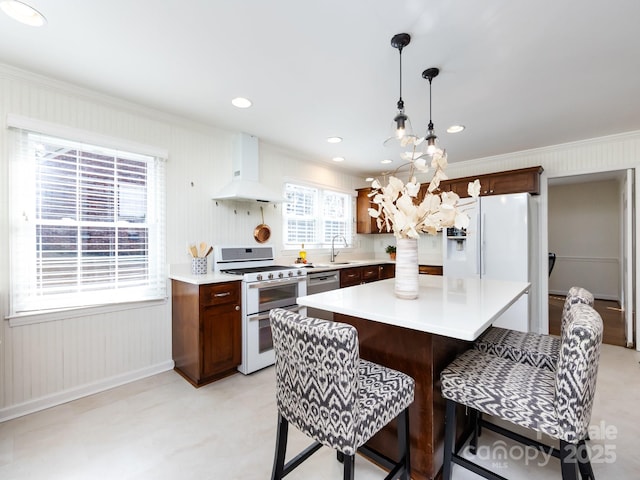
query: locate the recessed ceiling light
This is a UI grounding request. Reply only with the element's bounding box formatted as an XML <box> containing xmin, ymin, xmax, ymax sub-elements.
<box><xmin>327</xmin><ymin>136</ymin><xmax>343</xmax><ymax>143</ymax></box>
<box><xmin>446</xmin><ymin>125</ymin><xmax>465</xmax><ymax>134</ymax></box>
<box><xmin>365</xmin><ymin>177</ymin><xmax>374</xmax><ymax>182</ymax></box>
<box><xmin>231</xmin><ymin>97</ymin><xmax>252</xmax><ymax>108</ymax></box>
<box><xmin>332</xmin><ymin>157</ymin><xmax>345</xmax><ymax>162</ymax></box>
<box><xmin>1</xmin><ymin>0</ymin><xmax>46</xmax><ymax>26</ymax></box>
<box><xmin>381</xmin><ymin>159</ymin><xmax>393</xmax><ymax>164</ymax></box>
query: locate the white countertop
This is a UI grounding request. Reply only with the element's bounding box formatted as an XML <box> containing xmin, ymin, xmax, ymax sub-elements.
<box><xmin>168</xmin><ymin>264</ymin><xmax>242</xmax><ymax>285</ymax></box>
<box><xmin>296</xmin><ymin>275</ymin><xmax>530</xmax><ymax>341</ymax></box>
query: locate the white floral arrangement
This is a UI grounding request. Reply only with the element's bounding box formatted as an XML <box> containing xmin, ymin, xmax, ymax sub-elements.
<box><xmin>368</xmin><ymin>148</ymin><xmax>480</xmax><ymax>239</ymax></box>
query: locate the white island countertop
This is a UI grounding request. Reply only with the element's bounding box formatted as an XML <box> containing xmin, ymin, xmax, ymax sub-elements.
<box><xmin>297</xmin><ymin>275</ymin><xmax>530</xmax><ymax>341</ymax></box>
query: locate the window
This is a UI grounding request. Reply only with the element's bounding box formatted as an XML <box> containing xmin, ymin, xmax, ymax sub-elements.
<box><xmin>283</xmin><ymin>182</ymin><xmax>353</xmax><ymax>248</ymax></box>
<box><xmin>8</xmin><ymin>121</ymin><xmax>166</xmax><ymax>315</ymax></box>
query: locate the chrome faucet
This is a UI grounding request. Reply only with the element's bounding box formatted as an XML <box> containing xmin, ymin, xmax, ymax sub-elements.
<box><xmin>330</xmin><ymin>235</ymin><xmax>348</xmax><ymax>262</ymax></box>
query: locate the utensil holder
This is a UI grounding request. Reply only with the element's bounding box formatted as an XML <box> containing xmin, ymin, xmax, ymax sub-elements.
<box><xmin>191</xmin><ymin>257</ymin><xmax>208</xmax><ymax>275</ymax></box>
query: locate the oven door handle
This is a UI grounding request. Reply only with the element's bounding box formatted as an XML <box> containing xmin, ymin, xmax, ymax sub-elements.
<box><xmin>247</xmin><ymin>305</ymin><xmax>305</xmax><ymax>322</ymax></box>
<box><xmin>248</xmin><ymin>277</ymin><xmax>304</xmax><ymax>289</ymax></box>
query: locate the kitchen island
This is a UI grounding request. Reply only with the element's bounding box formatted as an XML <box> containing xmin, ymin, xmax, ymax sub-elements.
<box><xmin>296</xmin><ymin>275</ymin><xmax>529</xmax><ymax>480</ymax></box>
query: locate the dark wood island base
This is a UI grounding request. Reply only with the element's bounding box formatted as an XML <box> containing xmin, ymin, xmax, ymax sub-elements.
<box><xmin>335</xmin><ymin>313</ymin><xmax>472</xmax><ymax>480</ymax></box>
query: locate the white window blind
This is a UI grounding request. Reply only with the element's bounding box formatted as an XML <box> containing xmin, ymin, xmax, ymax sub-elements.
<box><xmin>8</xmin><ymin>126</ymin><xmax>167</xmax><ymax>315</ymax></box>
<box><xmin>283</xmin><ymin>182</ymin><xmax>352</xmax><ymax>248</ymax></box>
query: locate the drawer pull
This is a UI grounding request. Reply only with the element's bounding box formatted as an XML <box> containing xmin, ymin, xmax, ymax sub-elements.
<box><xmin>214</xmin><ymin>292</ymin><xmax>231</xmax><ymax>297</ymax></box>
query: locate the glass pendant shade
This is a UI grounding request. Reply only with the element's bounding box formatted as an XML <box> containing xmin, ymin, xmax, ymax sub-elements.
<box><xmin>425</xmin><ymin>130</ymin><xmax>438</xmax><ymax>155</ymax></box>
<box><xmin>384</xmin><ymin>106</ymin><xmax>416</xmax><ymax>147</ymax></box>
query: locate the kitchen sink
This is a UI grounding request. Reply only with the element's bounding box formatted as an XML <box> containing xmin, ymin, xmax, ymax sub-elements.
<box><xmin>310</xmin><ymin>261</ymin><xmax>363</xmax><ymax>268</ymax></box>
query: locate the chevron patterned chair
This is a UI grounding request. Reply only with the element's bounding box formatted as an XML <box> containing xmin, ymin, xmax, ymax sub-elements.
<box><xmin>440</xmin><ymin>303</ymin><xmax>603</xmax><ymax>480</ymax></box>
<box><xmin>269</xmin><ymin>308</ymin><xmax>415</xmax><ymax>480</ymax></box>
<box><xmin>474</xmin><ymin>286</ymin><xmax>594</xmax><ymax>371</ymax></box>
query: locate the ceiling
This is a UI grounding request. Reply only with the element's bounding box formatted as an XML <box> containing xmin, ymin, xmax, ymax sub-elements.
<box><xmin>1</xmin><ymin>1</ymin><xmax>639</xmax><ymax>177</ymax></box>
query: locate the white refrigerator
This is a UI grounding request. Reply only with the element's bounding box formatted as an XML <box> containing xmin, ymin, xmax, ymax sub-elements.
<box><xmin>443</xmin><ymin>193</ymin><xmax>532</xmax><ymax>332</ymax></box>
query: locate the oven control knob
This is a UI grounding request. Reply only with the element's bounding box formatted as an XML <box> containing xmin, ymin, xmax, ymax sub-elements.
<box><xmin>288</xmin><ymin>271</ymin><xmax>293</xmax><ymax>277</ymax></box>
<box><xmin>297</xmin><ymin>269</ymin><xmax>302</xmax><ymax>276</ymax></box>
<box><xmin>257</xmin><ymin>274</ymin><xmax>263</xmax><ymax>281</ymax></box>
<box><xmin>278</xmin><ymin>272</ymin><xmax>284</xmax><ymax>278</ymax></box>
<box><xmin>268</xmin><ymin>273</ymin><xmax>274</xmax><ymax>279</ymax></box>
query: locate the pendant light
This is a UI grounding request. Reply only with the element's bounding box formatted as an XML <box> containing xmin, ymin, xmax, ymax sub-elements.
<box><xmin>383</xmin><ymin>33</ymin><xmax>416</xmax><ymax>147</ymax></box>
<box><xmin>422</xmin><ymin>67</ymin><xmax>441</xmax><ymax>156</ymax></box>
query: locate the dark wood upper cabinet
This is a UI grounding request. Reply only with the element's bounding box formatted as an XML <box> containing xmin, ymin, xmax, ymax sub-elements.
<box><xmin>357</xmin><ymin>167</ymin><xmax>543</xmax><ymax>234</ymax></box>
<box><xmin>356</xmin><ymin>187</ymin><xmax>381</xmax><ymax>234</ymax></box>
<box><xmin>440</xmin><ymin>166</ymin><xmax>543</xmax><ymax>198</ymax></box>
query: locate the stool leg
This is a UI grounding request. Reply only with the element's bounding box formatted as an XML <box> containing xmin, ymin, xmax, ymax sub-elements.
<box><xmin>271</xmin><ymin>413</ymin><xmax>288</xmax><ymax>480</ymax></box>
<box><xmin>397</xmin><ymin>407</ymin><xmax>411</xmax><ymax>480</ymax></box>
<box><xmin>442</xmin><ymin>399</ymin><xmax>456</xmax><ymax>480</ymax></box>
<box><xmin>576</xmin><ymin>440</ymin><xmax>595</xmax><ymax>480</ymax></box>
<box><xmin>469</xmin><ymin>409</ymin><xmax>479</xmax><ymax>455</ymax></box>
<box><xmin>343</xmin><ymin>454</ymin><xmax>355</xmax><ymax>480</ymax></box>
<box><xmin>559</xmin><ymin>440</ymin><xmax>579</xmax><ymax>480</ymax></box>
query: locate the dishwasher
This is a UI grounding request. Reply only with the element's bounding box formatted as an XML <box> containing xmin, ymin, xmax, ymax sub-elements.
<box><xmin>306</xmin><ymin>270</ymin><xmax>340</xmax><ymax>320</ymax></box>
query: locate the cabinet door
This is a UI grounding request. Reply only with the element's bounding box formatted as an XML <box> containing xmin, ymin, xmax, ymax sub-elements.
<box><xmin>449</xmin><ymin>180</ymin><xmax>471</xmax><ymax>198</ymax></box>
<box><xmin>362</xmin><ymin>265</ymin><xmax>380</xmax><ymax>283</ymax></box>
<box><xmin>201</xmin><ymin>302</ymin><xmax>241</xmax><ymax>379</ymax></box>
<box><xmin>379</xmin><ymin>264</ymin><xmax>395</xmax><ymax>279</ymax></box>
<box><xmin>488</xmin><ymin>170</ymin><xmax>540</xmax><ymax>196</ymax></box>
<box><xmin>356</xmin><ymin>188</ymin><xmax>380</xmax><ymax>234</ymax></box>
<box><xmin>340</xmin><ymin>267</ymin><xmax>362</xmax><ymax>287</ymax></box>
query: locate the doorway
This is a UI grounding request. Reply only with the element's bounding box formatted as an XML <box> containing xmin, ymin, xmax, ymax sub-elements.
<box><xmin>547</xmin><ymin>170</ymin><xmax>634</xmax><ymax>347</ymax></box>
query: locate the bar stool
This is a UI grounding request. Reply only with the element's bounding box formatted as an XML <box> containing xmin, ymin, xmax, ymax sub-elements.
<box><xmin>474</xmin><ymin>286</ymin><xmax>594</xmax><ymax>371</ymax></box>
<box><xmin>440</xmin><ymin>303</ymin><xmax>603</xmax><ymax>480</ymax></box>
<box><xmin>269</xmin><ymin>308</ymin><xmax>415</xmax><ymax>480</ymax></box>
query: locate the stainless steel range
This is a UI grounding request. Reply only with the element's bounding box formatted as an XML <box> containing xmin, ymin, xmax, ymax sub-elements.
<box><xmin>214</xmin><ymin>246</ymin><xmax>307</xmax><ymax>374</ymax></box>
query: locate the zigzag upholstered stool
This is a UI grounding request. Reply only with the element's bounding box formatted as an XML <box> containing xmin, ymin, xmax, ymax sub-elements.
<box><xmin>474</xmin><ymin>286</ymin><xmax>594</xmax><ymax>371</ymax></box>
<box><xmin>269</xmin><ymin>308</ymin><xmax>415</xmax><ymax>480</ymax></box>
<box><xmin>440</xmin><ymin>303</ymin><xmax>603</xmax><ymax>480</ymax></box>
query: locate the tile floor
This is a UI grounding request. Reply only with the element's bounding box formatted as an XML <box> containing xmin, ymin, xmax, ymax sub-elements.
<box><xmin>1</xmin><ymin>343</ymin><xmax>639</xmax><ymax>479</ymax></box>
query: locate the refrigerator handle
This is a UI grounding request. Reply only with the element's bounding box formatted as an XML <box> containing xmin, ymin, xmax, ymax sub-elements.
<box><xmin>481</xmin><ymin>212</ymin><xmax>486</xmax><ymax>276</ymax></box>
<box><xmin>475</xmin><ymin>225</ymin><xmax>481</xmax><ymax>275</ymax></box>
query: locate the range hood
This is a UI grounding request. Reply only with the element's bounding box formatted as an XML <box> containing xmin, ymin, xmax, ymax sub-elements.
<box><xmin>212</xmin><ymin>133</ymin><xmax>287</xmax><ymax>203</ymax></box>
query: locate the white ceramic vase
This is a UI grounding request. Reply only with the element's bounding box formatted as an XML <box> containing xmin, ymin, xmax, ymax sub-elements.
<box><xmin>394</xmin><ymin>237</ymin><xmax>419</xmax><ymax>299</ymax></box>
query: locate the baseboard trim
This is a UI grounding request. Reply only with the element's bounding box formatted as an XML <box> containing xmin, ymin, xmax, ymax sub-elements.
<box><xmin>548</xmin><ymin>289</ymin><xmax>619</xmax><ymax>302</ymax></box>
<box><xmin>0</xmin><ymin>360</ymin><xmax>175</xmax><ymax>423</ymax></box>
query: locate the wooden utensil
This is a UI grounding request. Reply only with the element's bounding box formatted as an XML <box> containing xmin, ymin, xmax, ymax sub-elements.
<box><xmin>189</xmin><ymin>245</ymin><xmax>198</xmax><ymax>257</ymax></box>
<box><xmin>199</xmin><ymin>241</ymin><xmax>207</xmax><ymax>258</ymax></box>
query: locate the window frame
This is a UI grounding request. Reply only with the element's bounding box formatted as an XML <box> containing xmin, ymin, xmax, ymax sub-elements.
<box><xmin>282</xmin><ymin>181</ymin><xmax>354</xmax><ymax>249</ymax></box>
<box><xmin>7</xmin><ymin>115</ymin><xmax>167</xmax><ymax>318</ymax></box>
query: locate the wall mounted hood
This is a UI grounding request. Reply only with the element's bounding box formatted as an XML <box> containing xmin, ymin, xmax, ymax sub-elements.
<box><xmin>212</xmin><ymin>133</ymin><xmax>287</xmax><ymax>203</ymax></box>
